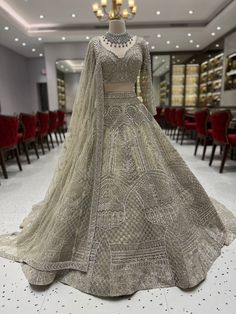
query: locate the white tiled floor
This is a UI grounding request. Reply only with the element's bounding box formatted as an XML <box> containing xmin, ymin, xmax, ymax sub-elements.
<box><xmin>0</xmin><ymin>135</ymin><xmax>236</xmax><ymax>314</ymax></box>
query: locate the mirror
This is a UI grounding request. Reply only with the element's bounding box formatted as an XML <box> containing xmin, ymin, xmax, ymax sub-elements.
<box><xmin>56</xmin><ymin>59</ymin><xmax>84</xmax><ymax>112</ymax></box>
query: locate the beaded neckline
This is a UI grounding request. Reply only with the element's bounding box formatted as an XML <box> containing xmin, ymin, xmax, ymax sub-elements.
<box><xmin>102</xmin><ymin>31</ymin><xmax>134</xmax><ymax>48</ymax></box>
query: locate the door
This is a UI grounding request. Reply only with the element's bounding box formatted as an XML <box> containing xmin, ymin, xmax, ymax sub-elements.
<box><xmin>38</xmin><ymin>83</ymin><xmax>49</xmax><ymax>111</ymax></box>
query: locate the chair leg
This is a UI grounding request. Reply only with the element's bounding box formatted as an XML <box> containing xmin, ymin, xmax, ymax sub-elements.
<box><xmin>176</xmin><ymin>128</ymin><xmax>180</xmax><ymax>143</ymax></box>
<box><xmin>62</xmin><ymin>128</ymin><xmax>66</xmax><ymax>139</ymax></box>
<box><xmin>220</xmin><ymin>144</ymin><xmax>230</xmax><ymax>173</ymax></box>
<box><xmin>46</xmin><ymin>135</ymin><xmax>51</xmax><ymax>151</ymax></box>
<box><xmin>58</xmin><ymin>129</ymin><xmax>63</xmax><ymax>143</ymax></box>
<box><xmin>181</xmin><ymin>129</ymin><xmax>185</xmax><ymax>145</ymax></box>
<box><xmin>54</xmin><ymin>132</ymin><xmax>60</xmax><ymax>146</ymax></box>
<box><xmin>209</xmin><ymin>144</ymin><xmax>217</xmax><ymax>166</ymax></box>
<box><xmin>194</xmin><ymin>137</ymin><xmax>200</xmax><ymax>156</ymax></box>
<box><xmin>202</xmin><ymin>137</ymin><xmax>207</xmax><ymax>160</ymax></box>
<box><xmin>14</xmin><ymin>148</ymin><xmax>22</xmax><ymax>171</ymax></box>
<box><xmin>33</xmin><ymin>141</ymin><xmax>39</xmax><ymax>159</ymax></box>
<box><xmin>0</xmin><ymin>150</ymin><xmax>8</xmax><ymax>179</ymax></box>
<box><xmin>49</xmin><ymin>133</ymin><xmax>54</xmax><ymax>149</ymax></box>
<box><xmin>23</xmin><ymin>142</ymin><xmax>31</xmax><ymax>164</ymax></box>
<box><xmin>38</xmin><ymin>135</ymin><xmax>45</xmax><ymax>155</ymax></box>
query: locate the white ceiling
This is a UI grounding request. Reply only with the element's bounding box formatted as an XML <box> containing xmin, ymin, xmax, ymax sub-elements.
<box><xmin>0</xmin><ymin>0</ymin><xmax>236</xmax><ymax>58</ymax></box>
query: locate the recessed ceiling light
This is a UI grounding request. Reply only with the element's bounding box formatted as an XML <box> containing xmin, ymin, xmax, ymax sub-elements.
<box><xmin>40</xmin><ymin>15</ymin><xmax>44</xmax><ymax>19</ymax></box>
<box><xmin>216</xmin><ymin>44</ymin><xmax>220</xmax><ymax>48</ymax></box>
<box><xmin>14</xmin><ymin>38</ymin><xmax>19</xmax><ymax>42</ymax></box>
<box><xmin>62</xmin><ymin>37</ymin><xmax>66</xmax><ymax>40</ymax></box>
<box><xmin>196</xmin><ymin>44</ymin><xmax>200</xmax><ymax>48</ymax></box>
<box><xmin>86</xmin><ymin>36</ymin><xmax>90</xmax><ymax>40</ymax></box>
<box><xmin>176</xmin><ymin>45</ymin><xmax>180</xmax><ymax>49</ymax></box>
<box><xmin>188</xmin><ymin>33</ymin><xmax>192</xmax><ymax>37</ymax></box>
<box><xmin>151</xmin><ymin>46</ymin><xmax>155</xmax><ymax>50</ymax></box>
<box><xmin>157</xmin><ymin>34</ymin><xmax>161</xmax><ymax>38</ymax></box>
<box><xmin>211</xmin><ymin>32</ymin><xmax>215</xmax><ymax>36</ymax></box>
<box><xmin>4</xmin><ymin>26</ymin><xmax>9</xmax><ymax>30</ymax></box>
<box><xmin>189</xmin><ymin>10</ymin><xmax>193</xmax><ymax>14</ymax></box>
<box><xmin>146</xmin><ymin>41</ymin><xmax>149</xmax><ymax>45</ymax></box>
<box><xmin>39</xmin><ymin>53</ymin><xmax>43</xmax><ymax>57</ymax></box>
<box><xmin>166</xmin><ymin>41</ymin><xmax>170</xmax><ymax>44</ymax></box>
<box><xmin>32</xmin><ymin>48</ymin><xmax>36</xmax><ymax>52</ymax></box>
<box><xmin>189</xmin><ymin>40</ymin><xmax>194</xmax><ymax>43</ymax></box>
<box><xmin>156</xmin><ymin>11</ymin><xmax>161</xmax><ymax>15</ymax></box>
<box><xmin>72</xmin><ymin>13</ymin><xmax>76</xmax><ymax>18</ymax></box>
<box><xmin>38</xmin><ymin>37</ymin><xmax>42</xmax><ymax>41</ymax></box>
<box><xmin>22</xmin><ymin>42</ymin><xmax>26</xmax><ymax>46</ymax></box>
<box><xmin>217</xmin><ymin>26</ymin><xmax>221</xmax><ymax>30</ymax></box>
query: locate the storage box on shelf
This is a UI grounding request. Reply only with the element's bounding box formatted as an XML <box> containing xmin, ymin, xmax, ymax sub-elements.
<box><xmin>57</xmin><ymin>78</ymin><xmax>66</xmax><ymax>109</ymax></box>
<box><xmin>200</xmin><ymin>53</ymin><xmax>224</xmax><ymax>107</ymax></box>
<box><xmin>171</xmin><ymin>65</ymin><xmax>185</xmax><ymax>107</ymax></box>
<box><xmin>185</xmin><ymin>64</ymin><xmax>199</xmax><ymax>109</ymax></box>
<box><xmin>225</xmin><ymin>52</ymin><xmax>236</xmax><ymax>90</ymax></box>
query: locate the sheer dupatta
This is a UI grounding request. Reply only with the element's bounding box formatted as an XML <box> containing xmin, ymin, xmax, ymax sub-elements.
<box><xmin>0</xmin><ymin>38</ymin><xmax>105</xmax><ymax>275</ymax></box>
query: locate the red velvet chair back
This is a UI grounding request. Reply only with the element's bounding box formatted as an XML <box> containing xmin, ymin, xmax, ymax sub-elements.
<box><xmin>49</xmin><ymin>111</ymin><xmax>58</xmax><ymax>132</ymax></box>
<box><xmin>176</xmin><ymin>108</ymin><xmax>186</xmax><ymax>128</ymax></box>
<box><xmin>169</xmin><ymin>108</ymin><xmax>176</xmax><ymax>127</ymax></box>
<box><xmin>0</xmin><ymin>115</ymin><xmax>19</xmax><ymax>149</ymax></box>
<box><xmin>211</xmin><ymin>110</ymin><xmax>232</xmax><ymax>144</ymax></box>
<box><xmin>58</xmin><ymin>110</ymin><xmax>65</xmax><ymax>128</ymax></box>
<box><xmin>155</xmin><ymin>107</ymin><xmax>162</xmax><ymax>122</ymax></box>
<box><xmin>37</xmin><ymin>112</ymin><xmax>49</xmax><ymax>135</ymax></box>
<box><xmin>194</xmin><ymin>109</ymin><xmax>209</xmax><ymax>137</ymax></box>
<box><xmin>164</xmin><ymin>108</ymin><xmax>170</xmax><ymax>124</ymax></box>
<box><xmin>20</xmin><ymin>113</ymin><xmax>37</xmax><ymax>140</ymax></box>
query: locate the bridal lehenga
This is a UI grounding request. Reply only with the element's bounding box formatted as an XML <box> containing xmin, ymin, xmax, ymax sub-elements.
<box><xmin>0</xmin><ymin>34</ymin><xmax>236</xmax><ymax>297</ymax></box>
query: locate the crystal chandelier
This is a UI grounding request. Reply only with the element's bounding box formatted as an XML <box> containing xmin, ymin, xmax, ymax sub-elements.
<box><xmin>92</xmin><ymin>0</ymin><xmax>137</xmax><ymax>21</ymax></box>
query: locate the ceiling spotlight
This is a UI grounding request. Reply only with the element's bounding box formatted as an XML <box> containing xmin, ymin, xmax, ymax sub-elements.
<box><xmin>40</xmin><ymin>15</ymin><xmax>44</xmax><ymax>19</ymax></box>
<box><xmin>176</xmin><ymin>45</ymin><xmax>180</xmax><ymax>49</ymax></box>
<box><xmin>166</xmin><ymin>40</ymin><xmax>170</xmax><ymax>44</ymax></box>
<box><xmin>217</xmin><ymin>26</ymin><xmax>221</xmax><ymax>30</ymax></box>
<box><xmin>189</xmin><ymin>10</ymin><xmax>193</xmax><ymax>14</ymax></box>
<box><xmin>14</xmin><ymin>38</ymin><xmax>19</xmax><ymax>42</ymax></box>
<box><xmin>39</xmin><ymin>53</ymin><xmax>43</xmax><ymax>57</ymax></box>
<box><xmin>188</xmin><ymin>33</ymin><xmax>192</xmax><ymax>37</ymax></box>
<box><xmin>157</xmin><ymin>34</ymin><xmax>161</xmax><ymax>38</ymax></box>
<box><xmin>32</xmin><ymin>48</ymin><xmax>36</xmax><ymax>52</ymax></box>
<box><xmin>4</xmin><ymin>26</ymin><xmax>9</xmax><ymax>30</ymax></box>
<box><xmin>216</xmin><ymin>44</ymin><xmax>220</xmax><ymax>48</ymax></box>
<box><xmin>196</xmin><ymin>44</ymin><xmax>200</xmax><ymax>48</ymax></box>
<box><xmin>151</xmin><ymin>46</ymin><xmax>155</xmax><ymax>50</ymax></box>
<box><xmin>22</xmin><ymin>42</ymin><xmax>26</xmax><ymax>46</ymax></box>
<box><xmin>72</xmin><ymin>13</ymin><xmax>76</xmax><ymax>18</ymax></box>
<box><xmin>38</xmin><ymin>37</ymin><xmax>42</xmax><ymax>41</ymax></box>
<box><xmin>146</xmin><ymin>41</ymin><xmax>149</xmax><ymax>45</ymax></box>
<box><xmin>86</xmin><ymin>36</ymin><xmax>90</xmax><ymax>40</ymax></box>
<box><xmin>156</xmin><ymin>11</ymin><xmax>161</xmax><ymax>15</ymax></box>
<box><xmin>189</xmin><ymin>40</ymin><xmax>194</xmax><ymax>43</ymax></box>
<box><xmin>211</xmin><ymin>32</ymin><xmax>215</xmax><ymax>36</ymax></box>
<box><xmin>62</xmin><ymin>37</ymin><xmax>66</xmax><ymax>40</ymax></box>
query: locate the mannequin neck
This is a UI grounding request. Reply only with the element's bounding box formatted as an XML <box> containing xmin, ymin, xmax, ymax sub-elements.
<box><xmin>108</xmin><ymin>20</ymin><xmax>126</xmax><ymax>34</ymax></box>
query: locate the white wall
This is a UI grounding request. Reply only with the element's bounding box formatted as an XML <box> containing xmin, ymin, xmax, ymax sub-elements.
<box><xmin>28</xmin><ymin>58</ymin><xmax>47</xmax><ymax>112</ymax></box>
<box><xmin>0</xmin><ymin>44</ymin><xmax>30</xmax><ymax>114</ymax></box>
<box><xmin>44</xmin><ymin>42</ymin><xmax>88</xmax><ymax>111</ymax></box>
<box><xmin>221</xmin><ymin>30</ymin><xmax>236</xmax><ymax>107</ymax></box>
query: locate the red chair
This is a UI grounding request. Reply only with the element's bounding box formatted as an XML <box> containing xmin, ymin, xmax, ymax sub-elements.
<box><xmin>175</xmin><ymin>108</ymin><xmax>196</xmax><ymax>145</ymax></box>
<box><xmin>37</xmin><ymin>112</ymin><xmax>50</xmax><ymax>155</ymax></box>
<box><xmin>0</xmin><ymin>114</ymin><xmax>22</xmax><ymax>179</ymax></box>
<box><xmin>57</xmin><ymin>110</ymin><xmax>66</xmax><ymax>141</ymax></box>
<box><xmin>194</xmin><ymin>109</ymin><xmax>212</xmax><ymax>160</ymax></box>
<box><xmin>48</xmin><ymin>111</ymin><xmax>59</xmax><ymax>148</ymax></box>
<box><xmin>209</xmin><ymin>110</ymin><xmax>235</xmax><ymax>173</ymax></box>
<box><xmin>164</xmin><ymin>108</ymin><xmax>171</xmax><ymax>134</ymax></box>
<box><xmin>169</xmin><ymin>108</ymin><xmax>177</xmax><ymax>139</ymax></box>
<box><xmin>154</xmin><ymin>107</ymin><xmax>162</xmax><ymax>125</ymax></box>
<box><xmin>20</xmin><ymin>113</ymin><xmax>39</xmax><ymax>164</ymax></box>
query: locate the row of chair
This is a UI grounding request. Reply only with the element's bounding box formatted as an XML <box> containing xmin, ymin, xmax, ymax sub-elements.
<box><xmin>0</xmin><ymin>110</ymin><xmax>66</xmax><ymax>179</ymax></box>
<box><xmin>157</xmin><ymin>107</ymin><xmax>236</xmax><ymax>174</ymax></box>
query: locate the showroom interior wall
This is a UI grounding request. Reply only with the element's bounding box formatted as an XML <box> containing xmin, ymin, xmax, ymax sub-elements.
<box><xmin>44</xmin><ymin>42</ymin><xmax>88</xmax><ymax>111</ymax></box>
<box><xmin>0</xmin><ymin>44</ymin><xmax>46</xmax><ymax>115</ymax></box>
<box><xmin>221</xmin><ymin>29</ymin><xmax>236</xmax><ymax>107</ymax></box>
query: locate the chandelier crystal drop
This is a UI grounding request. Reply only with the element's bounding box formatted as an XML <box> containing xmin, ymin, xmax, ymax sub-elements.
<box><xmin>92</xmin><ymin>0</ymin><xmax>137</xmax><ymax>22</ymax></box>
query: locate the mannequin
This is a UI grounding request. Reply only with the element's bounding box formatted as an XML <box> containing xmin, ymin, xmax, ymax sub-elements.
<box><xmin>102</xmin><ymin>19</ymin><xmax>137</xmax><ymax>93</ymax></box>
